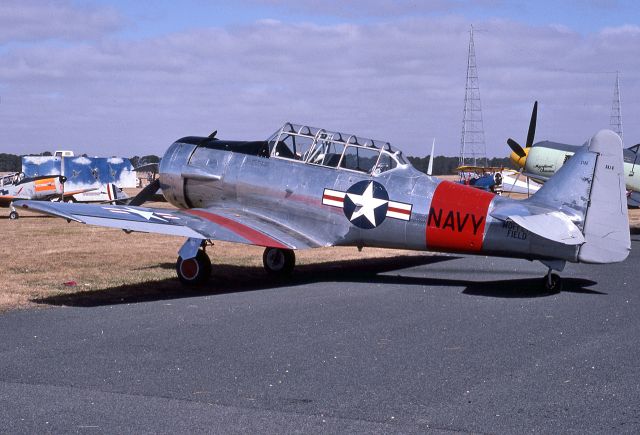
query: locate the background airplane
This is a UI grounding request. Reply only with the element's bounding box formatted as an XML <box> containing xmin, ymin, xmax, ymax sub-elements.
<box><xmin>17</xmin><ymin>123</ymin><xmax>630</xmax><ymax>291</ymax></box>
<box><xmin>22</xmin><ymin>153</ymin><xmax>136</xmax><ymax>204</ymax></box>
<box><xmin>507</xmin><ymin>101</ymin><xmax>640</xmax><ymax>206</ymax></box>
<box><xmin>0</xmin><ymin>172</ymin><xmax>92</xmax><ymax>219</ymax></box>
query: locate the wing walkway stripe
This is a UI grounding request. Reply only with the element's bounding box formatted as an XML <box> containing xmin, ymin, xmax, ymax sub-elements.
<box><xmin>185</xmin><ymin>209</ymin><xmax>290</xmax><ymax>249</ymax></box>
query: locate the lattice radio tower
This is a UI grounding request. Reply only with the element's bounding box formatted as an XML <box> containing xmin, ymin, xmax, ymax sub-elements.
<box><xmin>460</xmin><ymin>24</ymin><xmax>487</xmax><ymax>167</ymax></box>
<box><xmin>609</xmin><ymin>71</ymin><xmax>624</xmax><ymax>145</ymax></box>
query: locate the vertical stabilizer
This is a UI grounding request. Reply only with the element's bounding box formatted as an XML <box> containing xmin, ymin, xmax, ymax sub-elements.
<box><xmin>528</xmin><ymin>129</ymin><xmax>629</xmax><ymax>263</ymax></box>
<box><xmin>578</xmin><ymin>130</ymin><xmax>629</xmax><ymax>263</ymax></box>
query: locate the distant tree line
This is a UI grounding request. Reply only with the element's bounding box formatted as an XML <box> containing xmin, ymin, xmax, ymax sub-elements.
<box><xmin>0</xmin><ymin>153</ymin><xmax>21</xmax><ymax>172</ymax></box>
<box><xmin>0</xmin><ymin>151</ymin><xmax>515</xmax><ymax>175</ymax></box>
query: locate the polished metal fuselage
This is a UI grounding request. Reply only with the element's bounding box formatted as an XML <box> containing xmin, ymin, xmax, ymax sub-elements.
<box><xmin>159</xmin><ymin>139</ymin><xmax>581</xmax><ymax>263</ymax></box>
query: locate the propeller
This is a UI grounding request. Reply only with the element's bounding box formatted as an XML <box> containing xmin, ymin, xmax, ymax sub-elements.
<box><xmin>507</xmin><ymin>101</ymin><xmax>538</xmax><ymax>159</ymax></box>
<box><xmin>128</xmin><ymin>178</ymin><xmax>160</xmax><ymax>206</ymax></box>
<box><xmin>507</xmin><ymin>138</ymin><xmax>526</xmax><ymax>158</ymax></box>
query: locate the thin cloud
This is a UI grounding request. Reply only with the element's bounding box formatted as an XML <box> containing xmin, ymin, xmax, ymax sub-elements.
<box><xmin>0</xmin><ymin>0</ymin><xmax>123</xmax><ymax>43</ymax></box>
<box><xmin>0</xmin><ymin>12</ymin><xmax>637</xmax><ymax>158</ymax></box>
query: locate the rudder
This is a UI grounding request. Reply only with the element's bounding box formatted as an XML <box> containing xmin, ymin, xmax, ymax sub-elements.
<box><xmin>578</xmin><ymin>130</ymin><xmax>630</xmax><ymax>263</ymax></box>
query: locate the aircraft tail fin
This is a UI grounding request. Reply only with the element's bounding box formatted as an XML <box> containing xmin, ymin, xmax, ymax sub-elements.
<box><xmin>528</xmin><ymin>129</ymin><xmax>630</xmax><ymax>263</ymax></box>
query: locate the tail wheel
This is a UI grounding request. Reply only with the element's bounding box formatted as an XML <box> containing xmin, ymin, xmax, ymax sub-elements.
<box><xmin>176</xmin><ymin>250</ymin><xmax>211</xmax><ymax>286</ymax></box>
<box><xmin>263</xmin><ymin>247</ymin><xmax>295</xmax><ymax>275</ymax></box>
<box><xmin>9</xmin><ymin>211</ymin><xmax>18</xmax><ymax>220</ymax></box>
<box><xmin>544</xmin><ymin>273</ymin><xmax>562</xmax><ymax>292</ymax></box>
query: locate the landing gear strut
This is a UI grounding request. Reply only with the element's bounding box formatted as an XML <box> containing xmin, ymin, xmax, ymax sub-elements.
<box><xmin>540</xmin><ymin>260</ymin><xmax>564</xmax><ymax>293</ymax></box>
<box><xmin>176</xmin><ymin>249</ymin><xmax>211</xmax><ymax>286</ymax></box>
<box><xmin>544</xmin><ymin>268</ymin><xmax>562</xmax><ymax>292</ymax></box>
<box><xmin>263</xmin><ymin>247</ymin><xmax>295</xmax><ymax>275</ymax></box>
<box><xmin>9</xmin><ymin>203</ymin><xmax>18</xmax><ymax>220</ymax></box>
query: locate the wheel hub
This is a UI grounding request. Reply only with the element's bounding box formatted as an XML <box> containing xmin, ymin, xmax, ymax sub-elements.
<box><xmin>266</xmin><ymin>250</ymin><xmax>285</xmax><ymax>271</ymax></box>
<box><xmin>180</xmin><ymin>258</ymin><xmax>199</xmax><ymax>280</ymax></box>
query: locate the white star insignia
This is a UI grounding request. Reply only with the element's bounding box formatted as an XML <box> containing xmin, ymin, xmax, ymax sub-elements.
<box><xmin>124</xmin><ymin>207</ymin><xmax>167</xmax><ymax>222</ymax></box>
<box><xmin>104</xmin><ymin>206</ymin><xmax>168</xmax><ymax>222</ymax></box>
<box><xmin>346</xmin><ymin>181</ymin><xmax>388</xmax><ymax>226</ymax></box>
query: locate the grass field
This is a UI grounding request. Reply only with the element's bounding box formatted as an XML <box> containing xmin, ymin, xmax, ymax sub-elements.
<box><xmin>2</xmin><ymin>195</ymin><xmax>638</xmax><ymax>312</ymax></box>
<box><xmin>0</xmin><ymin>202</ymin><xmax>430</xmax><ymax>311</ymax></box>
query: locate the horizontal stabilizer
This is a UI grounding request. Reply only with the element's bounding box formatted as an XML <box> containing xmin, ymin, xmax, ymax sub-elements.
<box><xmin>507</xmin><ymin>212</ymin><xmax>585</xmax><ymax>245</ymax></box>
<box><xmin>628</xmin><ymin>191</ymin><xmax>640</xmax><ymax>208</ymax></box>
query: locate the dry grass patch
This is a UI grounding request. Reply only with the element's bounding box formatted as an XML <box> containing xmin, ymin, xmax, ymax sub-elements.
<box><xmin>0</xmin><ymin>205</ymin><xmax>427</xmax><ymax>311</ymax></box>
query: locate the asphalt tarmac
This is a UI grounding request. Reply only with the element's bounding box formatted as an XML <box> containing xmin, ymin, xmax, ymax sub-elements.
<box><xmin>1</xmin><ymin>237</ymin><xmax>639</xmax><ymax>433</ymax></box>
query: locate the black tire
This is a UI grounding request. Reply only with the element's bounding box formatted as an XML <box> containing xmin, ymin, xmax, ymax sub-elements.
<box><xmin>176</xmin><ymin>250</ymin><xmax>212</xmax><ymax>286</ymax></box>
<box><xmin>263</xmin><ymin>247</ymin><xmax>295</xmax><ymax>275</ymax></box>
<box><xmin>9</xmin><ymin>211</ymin><xmax>18</xmax><ymax>220</ymax></box>
<box><xmin>544</xmin><ymin>273</ymin><xmax>562</xmax><ymax>293</ymax></box>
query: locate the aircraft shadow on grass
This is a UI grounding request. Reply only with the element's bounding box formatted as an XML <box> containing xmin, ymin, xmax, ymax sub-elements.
<box><xmin>32</xmin><ymin>254</ymin><xmax>602</xmax><ymax>308</ymax></box>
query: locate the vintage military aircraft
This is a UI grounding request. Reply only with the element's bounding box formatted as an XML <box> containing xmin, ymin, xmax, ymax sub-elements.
<box><xmin>1</xmin><ymin>172</ymin><xmax>65</xmax><ymax>219</ymax></box>
<box><xmin>0</xmin><ymin>172</ymin><xmax>100</xmax><ymax>219</ymax></box>
<box><xmin>16</xmin><ymin>123</ymin><xmax>629</xmax><ymax>291</ymax></box>
<box><xmin>507</xmin><ymin>101</ymin><xmax>640</xmax><ymax>206</ymax></box>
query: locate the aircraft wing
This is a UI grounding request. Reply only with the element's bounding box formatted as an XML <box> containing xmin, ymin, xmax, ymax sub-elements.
<box><xmin>13</xmin><ymin>200</ymin><xmax>319</xmax><ymax>249</ymax></box>
<box><xmin>0</xmin><ymin>195</ymin><xmax>18</xmax><ymax>205</ymax></box>
<box><xmin>61</xmin><ymin>187</ymin><xmax>99</xmax><ymax>198</ymax></box>
<box><xmin>491</xmin><ymin>202</ymin><xmax>585</xmax><ymax>245</ymax></box>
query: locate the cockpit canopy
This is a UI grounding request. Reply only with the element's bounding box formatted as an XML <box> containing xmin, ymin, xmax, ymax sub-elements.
<box><xmin>267</xmin><ymin>123</ymin><xmax>407</xmax><ymax>175</ymax></box>
<box><xmin>0</xmin><ymin>172</ymin><xmax>23</xmax><ymax>187</ymax></box>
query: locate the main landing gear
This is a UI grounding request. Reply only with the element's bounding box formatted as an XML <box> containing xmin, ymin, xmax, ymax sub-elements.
<box><xmin>176</xmin><ymin>249</ymin><xmax>212</xmax><ymax>286</ymax></box>
<box><xmin>9</xmin><ymin>203</ymin><xmax>18</xmax><ymax>220</ymax></box>
<box><xmin>263</xmin><ymin>247</ymin><xmax>296</xmax><ymax>275</ymax></box>
<box><xmin>174</xmin><ymin>239</ymin><xmax>297</xmax><ymax>286</ymax></box>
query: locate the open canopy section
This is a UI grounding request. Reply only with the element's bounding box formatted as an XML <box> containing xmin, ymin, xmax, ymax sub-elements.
<box><xmin>267</xmin><ymin>123</ymin><xmax>409</xmax><ymax>175</ymax></box>
<box><xmin>0</xmin><ymin>172</ymin><xmax>23</xmax><ymax>187</ymax></box>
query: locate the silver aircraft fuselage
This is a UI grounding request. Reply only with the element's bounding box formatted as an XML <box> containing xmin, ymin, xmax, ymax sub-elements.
<box><xmin>158</xmin><ymin>134</ymin><xmax>580</xmax><ymax>264</ymax></box>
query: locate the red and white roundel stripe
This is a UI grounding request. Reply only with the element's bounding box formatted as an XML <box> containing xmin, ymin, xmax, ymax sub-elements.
<box><xmin>387</xmin><ymin>200</ymin><xmax>412</xmax><ymax>221</ymax></box>
<box><xmin>322</xmin><ymin>189</ymin><xmax>346</xmax><ymax>208</ymax></box>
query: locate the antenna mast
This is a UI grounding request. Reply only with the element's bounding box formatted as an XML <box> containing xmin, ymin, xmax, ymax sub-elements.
<box><xmin>609</xmin><ymin>71</ymin><xmax>623</xmax><ymax>145</ymax></box>
<box><xmin>460</xmin><ymin>24</ymin><xmax>487</xmax><ymax>167</ymax></box>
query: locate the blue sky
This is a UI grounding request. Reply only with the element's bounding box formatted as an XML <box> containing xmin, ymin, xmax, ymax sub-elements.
<box><xmin>93</xmin><ymin>0</ymin><xmax>640</xmax><ymax>36</ymax></box>
<box><xmin>0</xmin><ymin>0</ymin><xmax>638</xmax><ymax>157</ymax></box>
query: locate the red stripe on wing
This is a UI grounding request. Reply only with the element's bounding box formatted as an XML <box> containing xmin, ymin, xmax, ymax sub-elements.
<box><xmin>186</xmin><ymin>209</ymin><xmax>290</xmax><ymax>249</ymax></box>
